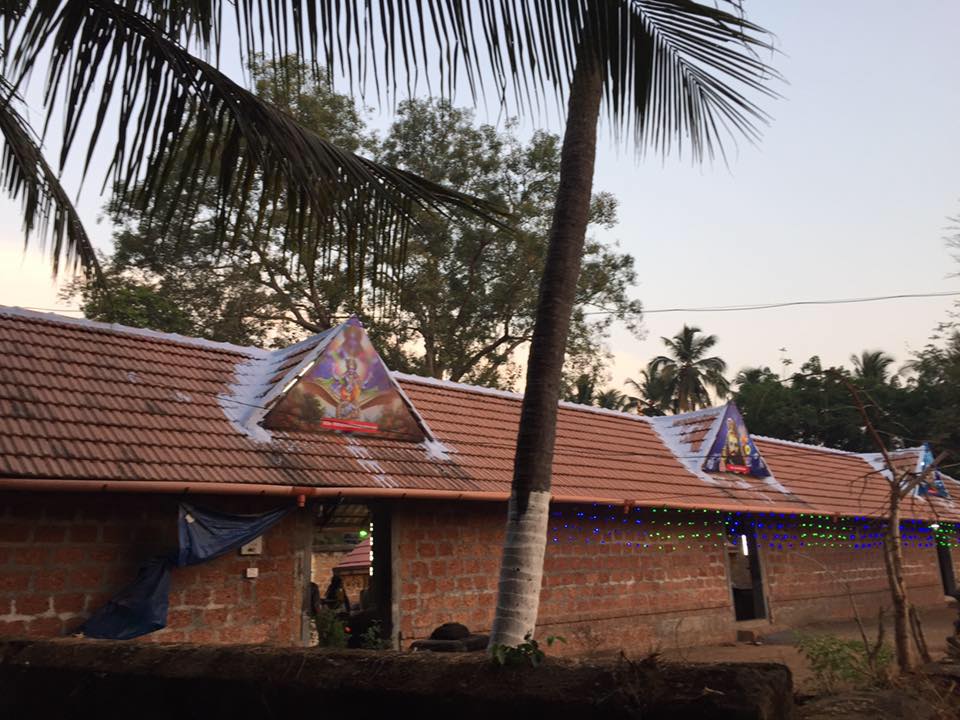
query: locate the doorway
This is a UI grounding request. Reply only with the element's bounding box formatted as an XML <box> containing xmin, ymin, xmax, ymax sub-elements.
<box><xmin>727</xmin><ymin>531</ymin><xmax>767</xmax><ymax>621</ymax></box>
<box><xmin>936</xmin><ymin>542</ymin><xmax>957</xmax><ymax>596</ymax></box>
<box><xmin>310</xmin><ymin>501</ymin><xmax>393</xmax><ymax>646</ymax></box>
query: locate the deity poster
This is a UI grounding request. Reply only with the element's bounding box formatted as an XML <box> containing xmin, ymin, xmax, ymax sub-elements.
<box><xmin>916</xmin><ymin>444</ymin><xmax>949</xmax><ymax>499</ymax></box>
<box><xmin>264</xmin><ymin>318</ymin><xmax>425</xmax><ymax>441</ymax></box>
<box><xmin>702</xmin><ymin>403</ymin><xmax>770</xmax><ymax>478</ymax></box>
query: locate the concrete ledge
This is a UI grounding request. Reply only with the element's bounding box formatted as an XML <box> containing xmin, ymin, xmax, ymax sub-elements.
<box><xmin>0</xmin><ymin>638</ymin><xmax>795</xmax><ymax>719</ymax></box>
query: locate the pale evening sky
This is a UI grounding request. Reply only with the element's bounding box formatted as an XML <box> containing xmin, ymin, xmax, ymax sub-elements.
<box><xmin>0</xmin><ymin>1</ymin><xmax>957</xmax><ymax>391</ymax></box>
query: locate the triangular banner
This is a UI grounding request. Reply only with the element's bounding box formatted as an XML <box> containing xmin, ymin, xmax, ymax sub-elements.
<box><xmin>916</xmin><ymin>443</ymin><xmax>949</xmax><ymax>499</ymax></box>
<box><xmin>702</xmin><ymin>402</ymin><xmax>770</xmax><ymax>478</ymax></box>
<box><xmin>263</xmin><ymin>318</ymin><xmax>425</xmax><ymax>442</ymax></box>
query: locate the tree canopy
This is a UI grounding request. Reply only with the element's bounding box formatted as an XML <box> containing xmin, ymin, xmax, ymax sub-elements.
<box><xmin>66</xmin><ymin>60</ymin><xmax>642</xmax><ymax>388</ymax></box>
<box><xmin>647</xmin><ymin>325</ymin><xmax>730</xmax><ymax>413</ymax></box>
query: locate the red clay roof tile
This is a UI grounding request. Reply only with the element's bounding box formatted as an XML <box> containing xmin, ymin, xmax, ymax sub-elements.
<box><xmin>0</xmin><ymin>307</ymin><xmax>956</xmax><ymax>521</ymax></box>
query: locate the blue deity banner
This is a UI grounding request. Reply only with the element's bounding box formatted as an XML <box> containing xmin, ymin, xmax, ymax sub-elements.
<box><xmin>917</xmin><ymin>443</ymin><xmax>949</xmax><ymax>499</ymax></box>
<box><xmin>702</xmin><ymin>403</ymin><xmax>770</xmax><ymax>479</ymax></box>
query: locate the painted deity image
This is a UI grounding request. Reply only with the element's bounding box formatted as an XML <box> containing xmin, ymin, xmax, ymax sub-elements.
<box><xmin>719</xmin><ymin>417</ymin><xmax>748</xmax><ymax>472</ymax></box>
<box><xmin>703</xmin><ymin>403</ymin><xmax>769</xmax><ymax>479</ymax></box>
<box><xmin>264</xmin><ymin>320</ymin><xmax>424</xmax><ymax>441</ymax></box>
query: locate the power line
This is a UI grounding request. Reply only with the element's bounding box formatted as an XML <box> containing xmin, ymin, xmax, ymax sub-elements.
<box><xmin>587</xmin><ymin>291</ymin><xmax>960</xmax><ymax>316</ymax></box>
<box><xmin>15</xmin><ymin>289</ymin><xmax>960</xmax><ymax>319</ymax></box>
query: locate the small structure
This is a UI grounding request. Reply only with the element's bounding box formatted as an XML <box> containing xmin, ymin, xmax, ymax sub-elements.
<box><xmin>333</xmin><ymin>538</ymin><xmax>371</xmax><ymax>603</ymax></box>
<box><xmin>0</xmin><ymin>306</ymin><xmax>958</xmax><ymax>653</ymax></box>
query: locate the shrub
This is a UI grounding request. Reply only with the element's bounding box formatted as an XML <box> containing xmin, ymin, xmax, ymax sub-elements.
<box><xmin>359</xmin><ymin>620</ymin><xmax>392</xmax><ymax>650</ymax></box>
<box><xmin>491</xmin><ymin>634</ymin><xmax>565</xmax><ymax>668</ymax></box>
<box><xmin>795</xmin><ymin>632</ymin><xmax>893</xmax><ymax>693</ymax></box>
<box><xmin>314</xmin><ymin>608</ymin><xmax>348</xmax><ymax>648</ymax></box>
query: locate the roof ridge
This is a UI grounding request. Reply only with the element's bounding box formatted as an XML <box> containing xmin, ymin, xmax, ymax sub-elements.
<box><xmin>0</xmin><ymin>305</ymin><xmax>270</xmax><ymax>358</ymax></box>
<box><xmin>753</xmin><ymin>434</ymin><xmax>863</xmax><ymax>457</ymax></box>
<box><xmin>394</xmin><ymin>372</ymin><xmax>656</xmax><ymax>424</ymax></box>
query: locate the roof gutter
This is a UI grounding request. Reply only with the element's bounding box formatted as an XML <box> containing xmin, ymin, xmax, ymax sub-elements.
<box><xmin>0</xmin><ymin>476</ymin><xmax>820</xmax><ymax>515</ymax></box>
<box><xmin>0</xmin><ymin>477</ymin><xmax>509</xmax><ymax>505</ymax></box>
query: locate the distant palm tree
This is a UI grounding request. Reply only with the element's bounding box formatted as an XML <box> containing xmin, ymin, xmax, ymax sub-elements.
<box><xmin>734</xmin><ymin>366</ymin><xmax>778</xmax><ymax>387</ymax></box>
<box><xmin>566</xmin><ymin>374</ymin><xmax>598</xmax><ymax>406</ymax></box>
<box><xmin>651</xmin><ymin>326</ymin><xmax>730</xmax><ymax>413</ymax></box>
<box><xmin>594</xmin><ymin>389</ymin><xmax>632</xmax><ymax>412</ymax></box>
<box><xmin>625</xmin><ymin>361</ymin><xmax>671</xmax><ymax>416</ymax></box>
<box><xmin>851</xmin><ymin>350</ymin><xmax>895</xmax><ymax>384</ymax></box>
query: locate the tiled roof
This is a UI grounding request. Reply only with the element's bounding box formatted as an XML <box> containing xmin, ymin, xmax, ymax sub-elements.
<box><xmin>335</xmin><ymin>538</ymin><xmax>372</xmax><ymax>572</ymax></box>
<box><xmin>0</xmin><ymin>306</ymin><xmax>956</xmax><ymax>521</ymax></box>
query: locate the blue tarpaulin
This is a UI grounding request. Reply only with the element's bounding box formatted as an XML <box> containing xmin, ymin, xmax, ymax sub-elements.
<box><xmin>80</xmin><ymin>502</ymin><xmax>292</xmax><ymax>640</ymax></box>
<box><xmin>79</xmin><ymin>556</ymin><xmax>172</xmax><ymax>640</ymax></box>
<box><xmin>177</xmin><ymin>503</ymin><xmax>291</xmax><ymax>567</ymax></box>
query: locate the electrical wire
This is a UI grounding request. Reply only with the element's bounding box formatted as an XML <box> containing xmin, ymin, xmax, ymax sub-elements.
<box><xmin>12</xmin><ymin>288</ymin><xmax>960</xmax><ymax>319</ymax></box>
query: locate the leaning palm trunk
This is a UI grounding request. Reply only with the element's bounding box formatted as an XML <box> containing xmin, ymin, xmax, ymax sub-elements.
<box><xmin>489</xmin><ymin>50</ymin><xmax>604</xmax><ymax>648</ymax></box>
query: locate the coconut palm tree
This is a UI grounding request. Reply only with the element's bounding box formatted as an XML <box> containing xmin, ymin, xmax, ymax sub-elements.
<box><xmin>625</xmin><ymin>361</ymin><xmax>672</xmax><ymax>417</ymax></box>
<box><xmin>304</xmin><ymin>1</ymin><xmax>776</xmax><ymax>647</ymax></box>
<box><xmin>652</xmin><ymin>325</ymin><xmax>730</xmax><ymax>413</ymax></box>
<box><xmin>734</xmin><ymin>366</ymin><xmax>778</xmax><ymax>386</ymax></box>
<box><xmin>594</xmin><ymin>388</ymin><xmax>633</xmax><ymax>412</ymax></box>
<box><xmin>5</xmin><ymin>2</ymin><xmax>777</xmax><ymax>648</ymax></box>
<box><xmin>851</xmin><ymin>350</ymin><xmax>895</xmax><ymax>384</ymax></box>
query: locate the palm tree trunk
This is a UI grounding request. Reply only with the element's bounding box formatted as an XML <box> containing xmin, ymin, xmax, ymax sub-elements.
<box><xmin>488</xmin><ymin>49</ymin><xmax>603</xmax><ymax>648</ymax></box>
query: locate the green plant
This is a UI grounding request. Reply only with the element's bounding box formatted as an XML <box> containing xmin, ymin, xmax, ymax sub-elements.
<box><xmin>358</xmin><ymin>620</ymin><xmax>392</xmax><ymax>650</ymax></box>
<box><xmin>491</xmin><ymin>634</ymin><xmax>565</xmax><ymax>668</ymax></box>
<box><xmin>795</xmin><ymin>632</ymin><xmax>893</xmax><ymax>693</ymax></box>
<box><xmin>313</xmin><ymin>607</ymin><xmax>348</xmax><ymax>648</ymax></box>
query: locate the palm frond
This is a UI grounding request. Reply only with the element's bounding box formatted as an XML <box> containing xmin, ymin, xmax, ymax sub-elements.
<box><xmin>312</xmin><ymin>0</ymin><xmax>778</xmax><ymax>160</ymax></box>
<box><xmin>5</xmin><ymin>1</ymin><xmax>510</xmax><ymax>279</ymax></box>
<box><xmin>0</xmin><ymin>78</ymin><xmax>100</xmax><ymax>279</ymax></box>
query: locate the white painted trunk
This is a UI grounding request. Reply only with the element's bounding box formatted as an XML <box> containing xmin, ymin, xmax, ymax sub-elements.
<box><xmin>488</xmin><ymin>490</ymin><xmax>551</xmax><ymax>648</ymax></box>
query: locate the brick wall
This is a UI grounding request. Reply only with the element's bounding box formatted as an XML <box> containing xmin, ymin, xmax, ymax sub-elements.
<box><xmin>0</xmin><ymin>492</ymin><xmax>310</xmax><ymax>645</ymax></box>
<box><xmin>762</xmin><ymin>522</ymin><xmax>947</xmax><ymax>629</ymax></box>
<box><xmin>392</xmin><ymin>501</ymin><xmax>951</xmax><ymax>655</ymax></box>
<box><xmin>392</xmin><ymin>501</ymin><xmax>734</xmax><ymax>655</ymax></box>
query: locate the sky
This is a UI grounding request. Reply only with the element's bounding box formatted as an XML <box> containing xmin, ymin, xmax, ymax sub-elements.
<box><xmin>1</xmin><ymin>0</ymin><xmax>958</xmax><ymax>391</ymax></box>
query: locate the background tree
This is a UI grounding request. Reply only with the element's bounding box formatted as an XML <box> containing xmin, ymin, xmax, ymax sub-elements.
<box><xmin>624</xmin><ymin>361</ymin><xmax>672</xmax><ymax>416</ymax></box>
<box><xmin>369</xmin><ymin>99</ymin><xmax>641</xmax><ymax>389</ymax></box>
<box><xmin>900</xmin><ymin>333</ymin><xmax>960</xmax><ymax>459</ymax></box>
<box><xmin>650</xmin><ymin>325</ymin><xmax>730</xmax><ymax>413</ymax></box>
<box><xmin>67</xmin><ymin>77</ymin><xmax>643</xmax><ymax>386</ymax></box>
<box><xmin>851</xmin><ymin>350</ymin><xmax>896</xmax><ymax>385</ymax></box>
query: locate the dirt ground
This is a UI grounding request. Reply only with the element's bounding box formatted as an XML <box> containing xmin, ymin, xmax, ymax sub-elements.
<box><xmin>660</xmin><ymin>605</ymin><xmax>958</xmax><ymax>694</ymax></box>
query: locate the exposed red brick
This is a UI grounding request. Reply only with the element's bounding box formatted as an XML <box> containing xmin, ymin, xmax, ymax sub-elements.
<box><xmin>16</xmin><ymin>594</ymin><xmax>52</xmax><ymax>616</ymax></box>
<box><xmin>27</xmin><ymin>616</ymin><xmax>64</xmax><ymax>636</ymax></box>
<box><xmin>53</xmin><ymin>593</ymin><xmax>87</xmax><ymax>615</ymax></box>
<box><xmin>0</xmin><ymin>524</ymin><xmax>31</xmax><ymax>542</ymax></box>
<box><xmin>50</xmin><ymin>547</ymin><xmax>85</xmax><ymax>564</ymax></box>
<box><xmin>11</xmin><ymin>546</ymin><xmax>48</xmax><ymax>565</ymax></box>
<box><xmin>0</xmin><ymin>572</ymin><xmax>30</xmax><ymax>593</ymax></box>
<box><xmin>66</xmin><ymin>567</ymin><xmax>103</xmax><ymax>591</ymax></box>
<box><xmin>34</xmin><ymin>525</ymin><xmax>67</xmax><ymax>543</ymax></box>
<box><xmin>69</xmin><ymin>525</ymin><xmax>100</xmax><ymax>543</ymax></box>
<box><xmin>0</xmin><ymin>620</ymin><xmax>28</xmax><ymax>634</ymax></box>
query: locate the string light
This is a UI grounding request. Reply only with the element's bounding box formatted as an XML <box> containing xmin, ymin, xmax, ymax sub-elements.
<box><xmin>545</xmin><ymin>504</ymin><xmax>959</xmax><ymax>553</ymax></box>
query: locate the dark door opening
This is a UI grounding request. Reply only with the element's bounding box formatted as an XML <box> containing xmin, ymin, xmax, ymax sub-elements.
<box><xmin>310</xmin><ymin>501</ymin><xmax>392</xmax><ymax>646</ymax></box>
<box><xmin>727</xmin><ymin>532</ymin><xmax>766</xmax><ymax>621</ymax></box>
<box><xmin>936</xmin><ymin>541</ymin><xmax>956</xmax><ymax>596</ymax></box>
